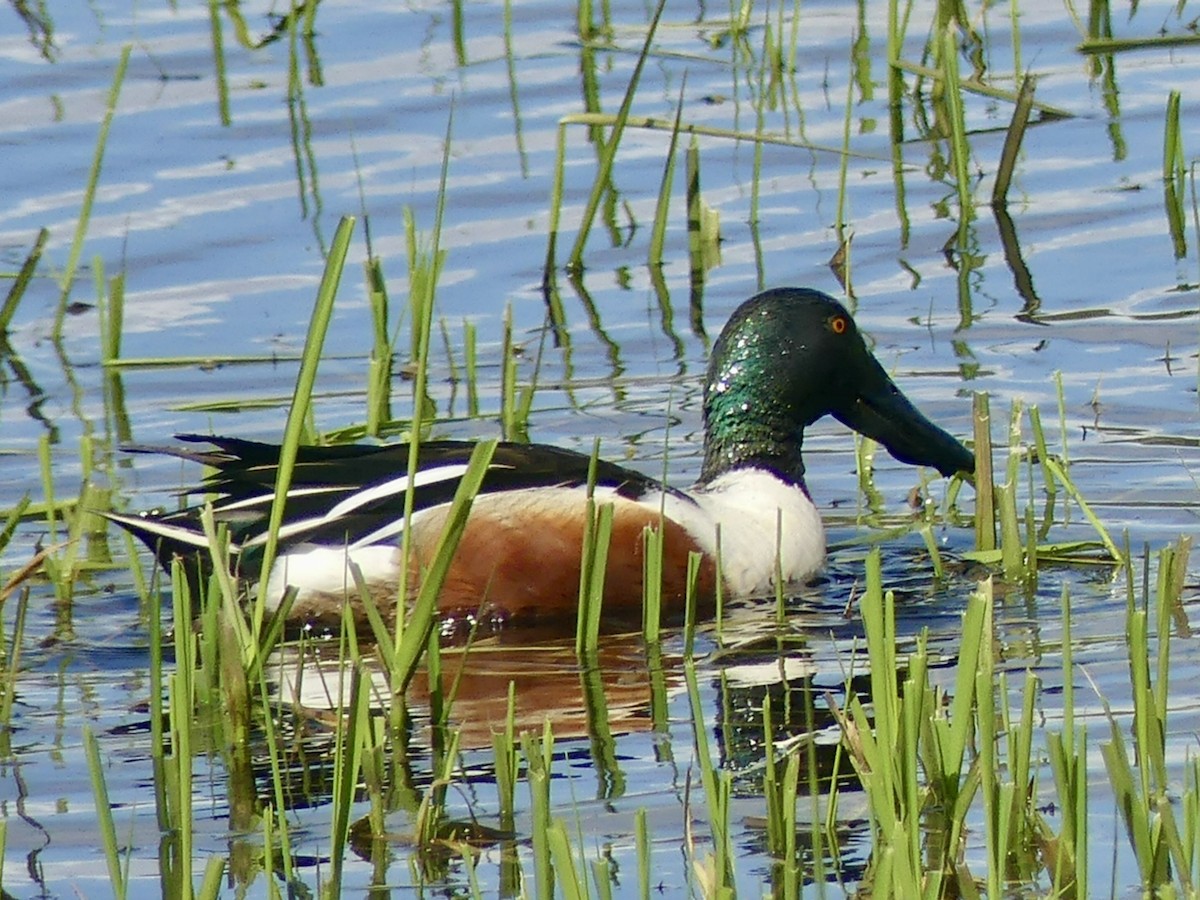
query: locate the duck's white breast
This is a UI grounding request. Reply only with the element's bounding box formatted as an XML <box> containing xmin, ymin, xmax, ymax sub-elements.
<box><xmin>645</xmin><ymin>467</ymin><xmax>825</xmax><ymax>597</ymax></box>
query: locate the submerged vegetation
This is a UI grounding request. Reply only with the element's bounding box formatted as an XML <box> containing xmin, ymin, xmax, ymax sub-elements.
<box><xmin>1</xmin><ymin>0</ymin><xmax>1199</xmax><ymax>897</ymax></box>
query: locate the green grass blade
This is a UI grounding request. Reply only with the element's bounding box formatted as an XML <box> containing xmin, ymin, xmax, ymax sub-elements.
<box><xmin>566</xmin><ymin>0</ymin><xmax>668</xmax><ymax>271</ymax></box>
<box><xmin>57</xmin><ymin>45</ymin><xmax>131</xmax><ymax>323</ymax></box>
<box><xmin>647</xmin><ymin>78</ymin><xmax>687</xmax><ymax>269</ymax></box>
<box><xmin>328</xmin><ymin>663</ymin><xmax>368</xmax><ymax>890</ymax></box>
<box><xmin>84</xmin><ymin>725</ymin><xmax>127</xmax><ymax>900</ymax></box>
<box><xmin>196</xmin><ymin>855</ymin><xmax>226</xmax><ymax>900</ymax></box>
<box><xmin>0</xmin><ymin>228</ymin><xmax>48</xmax><ymax>334</ymax></box>
<box><xmin>249</xmin><ymin>215</ymin><xmax>355</xmax><ymax>640</ymax></box>
<box><xmin>992</xmin><ymin>74</ymin><xmax>1035</xmax><ymax>207</ymax></box>
<box><xmin>973</xmin><ymin>391</ymin><xmax>996</xmax><ymax>552</ymax></box>
<box><xmin>939</xmin><ymin>22</ymin><xmax>975</xmax><ymax>239</ymax></box>
<box><xmin>393</xmin><ymin>110</ymin><xmax>453</xmax><ymax>654</ymax></box>
<box><xmin>393</xmin><ymin>440</ymin><xmax>498</xmax><ymax>691</ymax></box>
<box><xmin>1043</xmin><ymin>456</ymin><xmax>1123</xmax><ymax>562</ymax></box>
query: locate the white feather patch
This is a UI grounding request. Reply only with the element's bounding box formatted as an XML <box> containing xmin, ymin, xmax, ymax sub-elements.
<box><xmin>105</xmin><ymin>512</ymin><xmax>224</xmax><ymax>552</ymax></box>
<box><xmin>641</xmin><ymin>468</ymin><xmax>824</xmax><ymax>596</ymax></box>
<box><xmin>263</xmin><ymin>544</ymin><xmax>400</xmax><ymax>610</ymax></box>
<box><xmin>241</xmin><ymin>463</ymin><xmax>472</xmax><ymax>548</ymax></box>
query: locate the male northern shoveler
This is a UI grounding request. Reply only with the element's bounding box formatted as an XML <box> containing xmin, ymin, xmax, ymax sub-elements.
<box><xmin>108</xmin><ymin>287</ymin><xmax>973</xmax><ymax>630</ymax></box>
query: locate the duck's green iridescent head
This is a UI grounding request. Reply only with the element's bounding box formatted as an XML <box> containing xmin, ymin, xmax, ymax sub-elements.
<box><xmin>700</xmin><ymin>287</ymin><xmax>974</xmax><ymax>487</ymax></box>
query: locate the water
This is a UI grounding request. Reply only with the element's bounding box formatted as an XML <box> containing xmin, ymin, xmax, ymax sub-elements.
<box><xmin>1</xmin><ymin>0</ymin><xmax>1199</xmax><ymax>895</ymax></box>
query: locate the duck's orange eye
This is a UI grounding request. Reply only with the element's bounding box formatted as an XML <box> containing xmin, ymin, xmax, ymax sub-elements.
<box><xmin>830</xmin><ymin>315</ymin><xmax>848</xmax><ymax>334</ymax></box>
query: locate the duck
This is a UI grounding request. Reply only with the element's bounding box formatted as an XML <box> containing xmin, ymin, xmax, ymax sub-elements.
<box><xmin>107</xmin><ymin>287</ymin><xmax>974</xmax><ymax>631</ymax></box>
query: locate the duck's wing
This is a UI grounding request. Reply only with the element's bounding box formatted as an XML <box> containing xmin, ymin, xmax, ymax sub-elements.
<box><xmin>107</xmin><ymin>434</ymin><xmax>682</xmax><ymax>574</ymax></box>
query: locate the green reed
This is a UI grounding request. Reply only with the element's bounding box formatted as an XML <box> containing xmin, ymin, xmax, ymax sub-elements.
<box><xmin>559</xmin><ymin>110</ymin><xmax>866</xmax><ymax>155</ymax></box>
<box><xmin>36</xmin><ymin>436</ymin><xmax>57</xmax><ymax>547</ymax></box>
<box><xmin>405</xmin><ymin>206</ymin><xmax>446</xmax><ymax>367</ymax></box>
<box><xmin>972</xmin><ymin>391</ymin><xmax>995</xmax><ymax>551</ymax></box>
<box><xmin>414</xmin><ymin>723</ymin><xmax>463</xmax><ymax>855</ymax></box>
<box><xmin>95</xmin><ymin>262</ymin><xmax>125</xmax><ymax>366</ymax></box>
<box><xmin>1079</xmin><ymin>31</ymin><xmax>1200</xmax><ymax>54</ymax></box>
<box><xmin>523</xmin><ymin>723</ymin><xmax>555</xmax><ymax>898</ymax></box>
<box><xmin>1041</xmin><ymin>454</ymin><xmax>1122</xmax><ymax>560</ymax></box>
<box><xmin>1052</xmin><ymin>370</ymin><xmax>1070</xmax><ymax>465</ymax></box>
<box><xmin>996</xmin><ymin>483</ymin><xmax>1023</xmax><ymax>583</ymax></box>
<box><xmin>0</xmin><ymin>587</ymin><xmax>28</xmax><ymax>737</ymax></box>
<box><xmin>364</xmin><ymin>252</ymin><xmax>393</xmax><ymax>437</ymax></box>
<box><xmin>1042</xmin><ymin>584</ymin><xmax>1087</xmax><ymax>897</ymax></box>
<box><xmin>835</xmin><ymin>522</ymin><xmax>1195</xmax><ymax>896</ymax></box>
<box><xmin>546</xmin><ymin>819</ymin><xmax>590</xmax><ymax>899</ymax></box>
<box><xmin>327</xmin><ymin>657</ymin><xmax>369</xmax><ymax>892</ymax></box>
<box><xmin>835</xmin><ymin>38</ymin><xmax>855</xmax><ymax>241</ymax></box>
<box><xmin>992</xmin><ymin>74</ymin><xmax>1035</xmax><ymax>207</ymax></box>
<box><xmin>462</xmin><ymin>318</ymin><xmax>480</xmax><ymax>417</ymax></box>
<box><xmin>57</xmin><ymin>44</ymin><xmax>130</xmax><ymax>331</ymax></box>
<box><xmin>895</xmin><ymin>53</ymin><xmax>1072</xmax><ymax>118</ymax></box>
<box><xmin>1096</xmin><ymin>538</ymin><xmax>1196</xmax><ymax>892</ymax></box>
<box><xmin>361</xmin><ymin>673</ymin><xmax>390</xmax><ymax>854</ymax></box>
<box><xmin>424</xmin><ymin>625</ymin><xmax>447</xmax><ymax>742</ymax></box>
<box><xmin>761</xmin><ymin>696</ymin><xmax>801</xmax><ymax>888</ymax></box>
<box><xmin>145</xmin><ymin>568</ymin><xmax>166</xmax><ymax>839</ymax></box>
<box><xmin>686</xmin><ymin>137</ymin><xmax>721</xmax><ymax>281</ymax></box>
<box><xmin>589</xmin><ymin>854</ymin><xmax>613</xmax><ymax>900</ymax></box>
<box><xmin>684</xmin><ymin>657</ymin><xmax>735</xmax><ymax>892</ymax></box>
<box><xmin>545</xmin><ymin>0</ymin><xmax>658</xmax><ymax>273</ymax></box>
<box><xmin>938</xmin><ymin>23</ymin><xmax>974</xmax><ymax>240</ymax></box>
<box><xmin>635</xmin><ymin>807</ymin><xmax>651</xmax><ymax>898</ymax></box>
<box><xmin>367</xmin><ymin>439</ymin><xmax>498</xmax><ymax>689</ymax></box>
<box><xmin>284</xmin><ymin>5</ymin><xmax>323</xmax><ymax>232</ymax></box>
<box><xmin>197</xmin><ymin>858</ymin><xmax>225</xmax><ymax>900</ymax></box>
<box><xmin>84</xmin><ymin>724</ymin><xmax>128</xmax><ymax>899</ymax></box>
<box><xmin>164</xmin><ymin>562</ymin><xmax>198</xmax><ymax>897</ymax></box>
<box><xmin>682</xmin><ymin>551</ymin><xmax>703</xmax><ymax>660</ymax></box>
<box><xmin>501</xmin><ymin>0</ymin><xmax>529</xmax><ymax>178</ymax></box>
<box><xmin>641</xmin><ymin>523</ymin><xmax>665</xmax><ymax>644</ymax></box>
<box><xmin>499</xmin><ymin>303</ymin><xmax>539</xmax><ymax>441</ymax></box>
<box><xmin>575</xmin><ymin>496</ymin><xmax>614</xmax><ymax>655</ymax></box>
<box><xmin>916</xmin><ymin>521</ymin><xmax>946</xmax><ymax>580</ymax></box>
<box><xmin>575</xmin><ymin>0</ymin><xmax>593</xmax><ymax>41</ymax></box>
<box><xmin>1028</xmin><ymin>404</ymin><xmax>1057</xmax><ymax>531</ymax></box>
<box><xmin>648</xmin><ymin>81</ymin><xmax>687</xmax><ymax>269</ymax></box>
<box><xmin>247</xmin><ymin>215</ymin><xmax>354</xmax><ymax>647</ymax></box>
<box><xmin>563</xmin><ymin>0</ymin><xmax>668</xmax><ymax>274</ymax></box>
<box><xmin>0</xmin><ymin>228</ymin><xmax>48</xmax><ymax>334</ymax></box>
<box><xmin>1163</xmin><ymin>90</ymin><xmax>1187</xmax><ymax>257</ymax></box>
<box><xmin>831</xmin><ymin>549</ymin><xmax>992</xmax><ymax>897</ymax></box>
<box><xmin>384</xmin><ymin>117</ymin><xmax>453</xmax><ymax>677</ymax></box>
<box><xmin>1009</xmin><ymin>0</ymin><xmax>1023</xmax><ymax>74</ymax></box>
<box><xmin>254</xmin><ymin>661</ymin><xmax>297</xmax><ymax>891</ymax></box>
<box><xmin>491</xmin><ymin>682</ymin><xmax>519</xmax><ymax>832</ymax></box>
<box><xmin>207</xmin><ymin>0</ymin><xmax>230</xmax><ymax>125</ymax></box>
<box><xmin>965</xmin><ymin>387</ymin><xmax>1121</xmax><ymax>585</ymax></box>
<box><xmin>449</xmin><ymin>0</ymin><xmax>467</xmax><ymax>64</ymax></box>
<box><xmin>748</xmin><ymin>14</ymin><xmax>768</xmax><ymax>230</ymax></box>
<box><xmin>575</xmin><ymin>439</ymin><xmax>612</xmax><ymax>655</ymax></box>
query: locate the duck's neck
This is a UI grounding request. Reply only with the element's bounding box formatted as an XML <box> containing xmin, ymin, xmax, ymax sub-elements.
<box><xmin>699</xmin><ymin>420</ymin><xmax>807</xmax><ymax>488</ymax></box>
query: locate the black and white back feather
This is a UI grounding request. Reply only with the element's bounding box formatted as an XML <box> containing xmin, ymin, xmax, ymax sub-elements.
<box><xmin>107</xmin><ymin>434</ymin><xmax>680</xmax><ymax>580</ymax></box>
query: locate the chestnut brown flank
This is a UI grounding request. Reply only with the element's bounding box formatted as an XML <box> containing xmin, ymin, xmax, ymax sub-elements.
<box><xmin>265</xmin><ymin>492</ymin><xmax>720</xmax><ymax>631</ymax></box>
<box><xmin>408</xmin><ymin>491</ymin><xmax>718</xmax><ymax>625</ymax></box>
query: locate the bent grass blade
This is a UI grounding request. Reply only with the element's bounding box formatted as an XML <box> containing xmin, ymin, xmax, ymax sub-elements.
<box><xmin>250</xmin><ymin>215</ymin><xmax>356</xmax><ymax>647</ymax></box>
